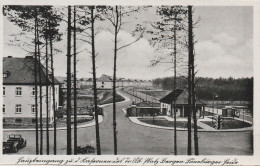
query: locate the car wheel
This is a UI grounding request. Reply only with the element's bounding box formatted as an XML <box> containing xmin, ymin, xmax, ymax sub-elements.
<box><xmin>13</xmin><ymin>145</ymin><xmax>18</xmax><ymax>152</ymax></box>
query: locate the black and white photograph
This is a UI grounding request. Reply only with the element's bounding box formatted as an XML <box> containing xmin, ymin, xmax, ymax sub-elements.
<box><xmin>0</xmin><ymin>0</ymin><xmax>259</xmax><ymax>165</ymax></box>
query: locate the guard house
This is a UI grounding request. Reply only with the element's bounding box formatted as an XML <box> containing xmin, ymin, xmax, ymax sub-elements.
<box><xmin>222</xmin><ymin>106</ymin><xmax>246</xmax><ymax>118</ymax></box>
<box><xmin>159</xmin><ymin>89</ymin><xmax>206</xmax><ymax>117</ymax></box>
<box><xmin>126</xmin><ymin>101</ymin><xmax>160</xmax><ymax>117</ymax></box>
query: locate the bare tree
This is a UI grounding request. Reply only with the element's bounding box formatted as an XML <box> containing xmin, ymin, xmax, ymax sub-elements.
<box><xmin>66</xmin><ymin>5</ymin><xmax>72</xmax><ymax>155</ymax></box>
<box><xmin>105</xmin><ymin>6</ymin><xmax>145</xmax><ymax>155</ymax></box>
<box><xmin>34</xmin><ymin>9</ymin><xmax>39</xmax><ymax>155</ymax></box>
<box><xmin>44</xmin><ymin>19</ymin><xmax>50</xmax><ymax>155</ymax></box>
<box><xmin>147</xmin><ymin>6</ymin><xmax>187</xmax><ymax>155</ymax></box>
<box><xmin>188</xmin><ymin>5</ymin><xmax>199</xmax><ymax>155</ymax></box>
<box><xmin>73</xmin><ymin>5</ymin><xmax>78</xmax><ymax>155</ymax></box>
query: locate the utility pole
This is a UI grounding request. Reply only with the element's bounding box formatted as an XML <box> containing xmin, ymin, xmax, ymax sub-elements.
<box><xmin>187</xmin><ymin>5</ymin><xmax>192</xmax><ymax>155</ymax></box>
<box><xmin>66</xmin><ymin>5</ymin><xmax>72</xmax><ymax>155</ymax></box>
<box><xmin>34</xmin><ymin>9</ymin><xmax>39</xmax><ymax>155</ymax></box>
<box><xmin>45</xmin><ymin>19</ymin><xmax>50</xmax><ymax>155</ymax></box>
<box><xmin>91</xmin><ymin>6</ymin><xmax>101</xmax><ymax>155</ymax></box>
<box><xmin>73</xmin><ymin>6</ymin><xmax>78</xmax><ymax>155</ymax></box>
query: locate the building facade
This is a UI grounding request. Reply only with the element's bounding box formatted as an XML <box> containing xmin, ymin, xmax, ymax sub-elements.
<box><xmin>3</xmin><ymin>56</ymin><xmax>60</xmax><ymax>124</ymax></box>
<box><xmin>159</xmin><ymin>89</ymin><xmax>206</xmax><ymax>118</ymax></box>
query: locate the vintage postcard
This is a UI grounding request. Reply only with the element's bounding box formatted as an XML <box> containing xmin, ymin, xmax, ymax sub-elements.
<box><xmin>0</xmin><ymin>0</ymin><xmax>259</xmax><ymax>165</ymax></box>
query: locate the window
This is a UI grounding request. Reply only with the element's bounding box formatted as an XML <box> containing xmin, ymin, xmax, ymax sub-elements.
<box><xmin>32</xmin><ymin>118</ymin><xmax>36</xmax><ymax>123</ymax></box>
<box><xmin>31</xmin><ymin>105</ymin><xmax>35</xmax><ymax>113</ymax></box>
<box><xmin>15</xmin><ymin>87</ymin><xmax>22</xmax><ymax>96</ymax></box>
<box><xmin>3</xmin><ymin>104</ymin><xmax>5</xmax><ymax>113</ymax></box>
<box><xmin>15</xmin><ymin>118</ymin><xmax>22</xmax><ymax>123</ymax></box>
<box><xmin>3</xmin><ymin>87</ymin><xmax>5</xmax><ymax>96</ymax></box>
<box><xmin>31</xmin><ymin>87</ymin><xmax>35</xmax><ymax>96</ymax></box>
<box><xmin>3</xmin><ymin>71</ymin><xmax>10</xmax><ymax>78</ymax></box>
<box><xmin>15</xmin><ymin>104</ymin><xmax>22</xmax><ymax>113</ymax></box>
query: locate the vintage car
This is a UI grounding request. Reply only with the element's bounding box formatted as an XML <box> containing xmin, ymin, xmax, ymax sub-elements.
<box><xmin>3</xmin><ymin>134</ymin><xmax>26</xmax><ymax>153</ymax></box>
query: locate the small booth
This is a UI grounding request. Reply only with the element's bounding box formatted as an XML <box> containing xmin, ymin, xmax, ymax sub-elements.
<box><xmin>126</xmin><ymin>101</ymin><xmax>160</xmax><ymax>117</ymax></box>
<box><xmin>222</xmin><ymin>106</ymin><xmax>242</xmax><ymax>118</ymax></box>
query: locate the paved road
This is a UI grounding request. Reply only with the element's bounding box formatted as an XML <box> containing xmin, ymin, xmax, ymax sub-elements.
<box><xmin>3</xmin><ymin>89</ymin><xmax>253</xmax><ymax>155</ymax></box>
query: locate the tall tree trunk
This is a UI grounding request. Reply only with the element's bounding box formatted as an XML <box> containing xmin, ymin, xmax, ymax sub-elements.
<box><xmin>49</xmin><ymin>29</ymin><xmax>57</xmax><ymax>155</ymax></box>
<box><xmin>187</xmin><ymin>5</ymin><xmax>192</xmax><ymax>155</ymax></box>
<box><xmin>189</xmin><ymin>6</ymin><xmax>199</xmax><ymax>155</ymax></box>
<box><xmin>45</xmin><ymin>20</ymin><xmax>50</xmax><ymax>155</ymax></box>
<box><xmin>73</xmin><ymin>6</ymin><xmax>78</xmax><ymax>155</ymax></box>
<box><xmin>113</xmin><ymin>6</ymin><xmax>119</xmax><ymax>155</ymax></box>
<box><xmin>66</xmin><ymin>5</ymin><xmax>72</xmax><ymax>155</ymax></box>
<box><xmin>173</xmin><ymin>12</ymin><xmax>177</xmax><ymax>156</ymax></box>
<box><xmin>36</xmin><ymin>19</ymin><xmax>43</xmax><ymax>155</ymax></box>
<box><xmin>91</xmin><ymin>6</ymin><xmax>101</xmax><ymax>155</ymax></box>
<box><xmin>34</xmin><ymin>9</ymin><xmax>39</xmax><ymax>155</ymax></box>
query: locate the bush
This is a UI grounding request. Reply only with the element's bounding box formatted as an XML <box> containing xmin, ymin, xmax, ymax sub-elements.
<box><xmin>76</xmin><ymin>145</ymin><xmax>95</xmax><ymax>154</ymax></box>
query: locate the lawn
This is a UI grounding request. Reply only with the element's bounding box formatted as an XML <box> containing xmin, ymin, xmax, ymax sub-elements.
<box><xmin>201</xmin><ymin>118</ymin><xmax>252</xmax><ymax>129</ymax></box>
<box><xmin>138</xmin><ymin>118</ymin><xmax>202</xmax><ymax>129</ymax></box>
<box><xmin>3</xmin><ymin>116</ymin><xmax>94</xmax><ymax>129</ymax></box>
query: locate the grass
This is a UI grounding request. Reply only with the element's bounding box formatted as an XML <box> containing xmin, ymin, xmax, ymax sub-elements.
<box><xmin>64</xmin><ymin>90</ymin><xmax>124</xmax><ymax>109</ymax></box>
<box><xmin>139</xmin><ymin>118</ymin><xmax>202</xmax><ymax>129</ymax></box>
<box><xmin>201</xmin><ymin>118</ymin><xmax>252</xmax><ymax>129</ymax></box>
<box><xmin>3</xmin><ymin>117</ymin><xmax>94</xmax><ymax>129</ymax></box>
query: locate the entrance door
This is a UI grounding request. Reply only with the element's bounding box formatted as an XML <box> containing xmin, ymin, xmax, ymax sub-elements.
<box><xmin>162</xmin><ymin>108</ymin><xmax>166</xmax><ymax>115</ymax></box>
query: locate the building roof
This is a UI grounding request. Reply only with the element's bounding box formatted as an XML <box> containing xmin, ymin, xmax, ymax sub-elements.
<box><xmin>3</xmin><ymin>56</ymin><xmax>60</xmax><ymax>85</ymax></box>
<box><xmin>97</xmin><ymin>74</ymin><xmax>113</xmax><ymax>82</ymax></box>
<box><xmin>56</xmin><ymin>76</ymin><xmax>66</xmax><ymax>83</ymax></box>
<box><xmin>136</xmin><ymin>101</ymin><xmax>160</xmax><ymax>108</ymax></box>
<box><xmin>159</xmin><ymin>89</ymin><xmax>206</xmax><ymax>105</ymax></box>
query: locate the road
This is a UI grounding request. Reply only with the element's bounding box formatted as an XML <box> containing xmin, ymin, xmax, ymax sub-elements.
<box><xmin>3</xmin><ymin>89</ymin><xmax>253</xmax><ymax>155</ymax></box>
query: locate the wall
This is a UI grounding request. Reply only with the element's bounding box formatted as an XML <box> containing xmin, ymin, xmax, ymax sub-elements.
<box><xmin>3</xmin><ymin>84</ymin><xmax>59</xmax><ymax>123</ymax></box>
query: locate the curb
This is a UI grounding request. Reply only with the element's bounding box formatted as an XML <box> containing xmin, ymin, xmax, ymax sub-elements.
<box><xmin>122</xmin><ymin>108</ymin><xmax>253</xmax><ymax>132</ymax></box>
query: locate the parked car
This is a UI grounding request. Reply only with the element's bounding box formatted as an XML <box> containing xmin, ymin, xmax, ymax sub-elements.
<box><xmin>3</xmin><ymin>134</ymin><xmax>26</xmax><ymax>153</ymax></box>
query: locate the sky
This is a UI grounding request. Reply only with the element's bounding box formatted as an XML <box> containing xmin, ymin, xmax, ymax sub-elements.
<box><xmin>3</xmin><ymin>6</ymin><xmax>253</xmax><ymax>80</ymax></box>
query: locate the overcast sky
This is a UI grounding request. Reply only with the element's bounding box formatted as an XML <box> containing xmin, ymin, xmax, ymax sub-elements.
<box><xmin>3</xmin><ymin>6</ymin><xmax>253</xmax><ymax>80</ymax></box>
